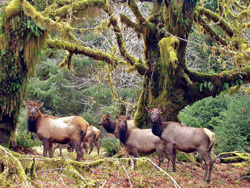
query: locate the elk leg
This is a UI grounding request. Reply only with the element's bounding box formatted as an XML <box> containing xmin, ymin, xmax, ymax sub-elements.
<box><xmin>49</xmin><ymin>142</ymin><xmax>53</xmax><ymax>158</ymax></box>
<box><xmin>165</xmin><ymin>144</ymin><xmax>174</xmax><ymax>172</ymax></box>
<box><xmin>82</xmin><ymin>142</ymin><xmax>88</xmax><ymax>154</ymax></box>
<box><xmin>59</xmin><ymin>144</ymin><xmax>63</xmax><ymax>157</ymax></box>
<box><xmin>94</xmin><ymin>139</ymin><xmax>100</xmax><ymax>155</ymax></box>
<box><xmin>172</xmin><ymin>148</ymin><xmax>177</xmax><ymax>172</ymax></box>
<box><xmin>199</xmin><ymin>150</ymin><xmax>213</xmax><ymax>182</ymax></box>
<box><xmin>156</xmin><ymin>147</ymin><xmax>164</xmax><ymax>167</ymax></box>
<box><xmin>53</xmin><ymin>143</ymin><xmax>59</xmax><ymax>155</ymax></box>
<box><xmin>88</xmin><ymin>142</ymin><xmax>94</xmax><ymax>155</ymax></box>
<box><xmin>131</xmin><ymin>148</ymin><xmax>139</xmax><ymax>170</ymax></box>
<box><xmin>42</xmin><ymin>138</ymin><xmax>49</xmax><ymax>157</ymax></box>
<box><xmin>73</xmin><ymin>141</ymin><xmax>83</xmax><ymax>161</ymax></box>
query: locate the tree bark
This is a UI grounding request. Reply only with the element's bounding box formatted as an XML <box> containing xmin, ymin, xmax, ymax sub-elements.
<box><xmin>0</xmin><ymin>0</ymin><xmax>46</xmax><ymax>146</ymax></box>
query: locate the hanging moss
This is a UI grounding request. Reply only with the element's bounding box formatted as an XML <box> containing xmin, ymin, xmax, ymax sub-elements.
<box><xmin>0</xmin><ymin>0</ymin><xmax>46</xmax><ymax>147</ymax></box>
<box><xmin>0</xmin><ymin>34</ymin><xmax>8</xmax><ymax>49</ymax></box>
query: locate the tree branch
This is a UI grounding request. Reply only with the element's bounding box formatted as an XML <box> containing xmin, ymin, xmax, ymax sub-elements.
<box><xmin>47</xmin><ymin>39</ymin><xmax>126</xmax><ymax>67</ymax></box>
<box><xmin>233</xmin><ymin>0</ymin><xmax>247</xmax><ymax>10</ymax></box>
<box><xmin>196</xmin><ymin>6</ymin><xmax>234</xmax><ymax>37</ymax></box>
<box><xmin>47</xmin><ymin>0</ymin><xmax>107</xmax><ymax>18</ymax></box>
<box><xmin>128</xmin><ymin>0</ymin><xmax>152</xmax><ymax>29</ymax></box>
<box><xmin>120</xmin><ymin>13</ymin><xmax>141</xmax><ymax>33</ymax></box>
<box><xmin>184</xmin><ymin>66</ymin><xmax>250</xmax><ymax>102</ymax></box>
<box><xmin>196</xmin><ymin>15</ymin><xmax>227</xmax><ymax>46</ymax></box>
<box><xmin>106</xmin><ymin>8</ymin><xmax>150</xmax><ymax>76</ymax></box>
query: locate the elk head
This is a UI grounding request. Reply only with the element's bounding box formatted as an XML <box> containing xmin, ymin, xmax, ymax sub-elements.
<box><xmin>23</xmin><ymin>100</ymin><xmax>44</xmax><ymax>119</ymax></box>
<box><xmin>116</xmin><ymin>115</ymin><xmax>129</xmax><ymax>132</ymax></box>
<box><xmin>145</xmin><ymin>107</ymin><xmax>166</xmax><ymax>123</ymax></box>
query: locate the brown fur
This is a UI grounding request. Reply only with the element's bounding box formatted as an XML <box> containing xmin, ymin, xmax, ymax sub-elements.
<box><xmin>116</xmin><ymin>115</ymin><xmax>165</xmax><ymax>166</ymax></box>
<box><xmin>54</xmin><ymin>126</ymin><xmax>100</xmax><ymax>156</ymax></box>
<box><xmin>23</xmin><ymin>100</ymin><xmax>89</xmax><ymax>161</ymax></box>
<box><xmin>146</xmin><ymin>107</ymin><xmax>215</xmax><ymax>182</ymax></box>
<box><xmin>82</xmin><ymin>126</ymin><xmax>100</xmax><ymax>155</ymax></box>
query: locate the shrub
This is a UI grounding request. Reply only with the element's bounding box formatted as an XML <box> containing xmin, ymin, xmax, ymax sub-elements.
<box><xmin>100</xmin><ymin>137</ymin><xmax>121</xmax><ymax>157</ymax></box>
<box><xmin>15</xmin><ymin>131</ymin><xmax>39</xmax><ymax>149</ymax></box>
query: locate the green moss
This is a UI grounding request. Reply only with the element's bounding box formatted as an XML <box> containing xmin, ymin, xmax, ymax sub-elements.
<box><xmin>176</xmin><ymin>152</ymin><xmax>196</xmax><ymax>163</ymax></box>
<box><xmin>5</xmin><ymin>0</ymin><xmax>21</xmax><ymax>18</ymax></box>
<box><xmin>215</xmin><ymin>151</ymin><xmax>250</xmax><ymax>163</ymax></box>
<box><xmin>0</xmin><ymin>145</ymin><xmax>28</xmax><ymax>186</ymax></box>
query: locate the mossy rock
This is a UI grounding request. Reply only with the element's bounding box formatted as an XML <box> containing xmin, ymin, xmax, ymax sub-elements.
<box><xmin>215</xmin><ymin>151</ymin><xmax>250</xmax><ymax>163</ymax></box>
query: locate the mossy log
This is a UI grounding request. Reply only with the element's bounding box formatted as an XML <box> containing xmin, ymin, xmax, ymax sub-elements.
<box><xmin>0</xmin><ymin>145</ymin><xmax>159</xmax><ymax>187</ymax></box>
<box><xmin>215</xmin><ymin>151</ymin><xmax>250</xmax><ymax>163</ymax></box>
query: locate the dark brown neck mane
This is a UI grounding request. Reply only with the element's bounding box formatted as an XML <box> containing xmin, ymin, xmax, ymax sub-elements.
<box><xmin>150</xmin><ymin>115</ymin><xmax>164</xmax><ymax>138</ymax></box>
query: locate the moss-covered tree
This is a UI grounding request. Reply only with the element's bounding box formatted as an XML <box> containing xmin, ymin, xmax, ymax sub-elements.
<box><xmin>1</xmin><ymin>0</ymin><xmax>250</xmax><ymax>147</ymax></box>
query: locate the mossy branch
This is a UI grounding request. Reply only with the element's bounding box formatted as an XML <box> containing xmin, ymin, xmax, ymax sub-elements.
<box><xmin>120</xmin><ymin>14</ymin><xmax>140</xmax><ymax>33</ymax></box>
<box><xmin>233</xmin><ymin>0</ymin><xmax>247</xmax><ymax>10</ymax></box>
<box><xmin>128</xmin><ymin>0</ymin><xmax>151</xmax><ymax>29</ymax></box>
<box><xmin>22</xmin><ymin>0</ymin><xmax>72</xmax><ymax>33</ymax></box>
<box><xmin>185</xmin><ymin>66</ymin><xmax>250</xmax><ymax>100</ymax></box>
<box><xmin>106</xmin><ymin>9</ymin><xmax>149</xmax><ymax>75</ymax></box>
<box><xmin>196</xmin><ymin>6</ymin><xmax>234</xmax><ymax>37</ymax></box>
<box><xmin>22</xmin><ymin>0</ymin><xmax>81</xmax><ymax>44</ymax></box>
<box><xmin>109</xmin><ymin>14</ymin><xmax>137</xmax><ymax>66</ymax></box>
<box><xmin>47</xmin><ymin>39</ymin><xmax>126</xmax><ymax>67</ymax></box>
<box><xmin>60</xmin><ymin>50</ymin><xmax>74</xmax><ymax>70</ymax></box>
<box><xmin>196</xmin><ymin>15</ymin><xmax>227</xmax><ymax>46</ymax></box>
<box><xmin>48</xmin><ymin>0</ymin><xmax>106</xmax><ymax>18</ymax></box>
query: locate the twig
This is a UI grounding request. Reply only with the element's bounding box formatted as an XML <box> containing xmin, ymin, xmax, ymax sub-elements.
<box><xmin>147</xmin><ymin>158</ymin><xmax>181</xmax><ymax>188</ymax></box>
<box><xmin>100</xmin><ymin>180</ymin><xmax>107</xmax><ymax>188</ymax></box>
<box><xmin>122</xmin><ymin>165</ymin><xmax>133</xmax><ymax>188</ymax></box>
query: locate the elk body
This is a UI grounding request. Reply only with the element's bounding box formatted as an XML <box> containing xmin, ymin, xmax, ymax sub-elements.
<box><xmin>54</xmin><ymin>126</ymin><xmax>100</xmax><ymax>156</ymax></box>
<box><xmin>115</xmin><ymin>115</ymin><xmax>165</xmax><ymax>166</ymax></box>
<box><xmin>23</xmin><ymin>100</ymin><xmax>89</xmax><ymax>161</ymax></box>
<box><xmin>146</xmin><ymin>107</ymin><xmax>215</xmax><ymax>182</ymax></box>
<box><xmin>82</xmin><ymin>126</ymin><xmax>100</xmax><ymax>155</ymax></box>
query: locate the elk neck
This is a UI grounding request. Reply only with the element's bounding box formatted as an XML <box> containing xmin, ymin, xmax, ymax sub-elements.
<box><xmin>105</xmin><ymin>118</ymin><xmax>116</xmax><ymax>134</ymax></box>
<box><xmin>150</xmin><ymin>116</ymin><xmax>163</xmax><ymax>138</ymax></box>
<box><xmin>27</xmin><ymin>112</ymin><xmax>42</xmax><ymax>133</ymax></box>
<box><xmin>118</xmin><ymin>128</ymin><xmax>128</xmax><ymax>144</ymax></box>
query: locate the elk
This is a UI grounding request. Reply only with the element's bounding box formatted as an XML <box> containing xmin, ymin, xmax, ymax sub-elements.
<box><xmin>146</xmin><ymin>107</ymin><xmax>215</xmax><ymax>182</ymax></box>
<box><xmin>23</xmin><ymin>100</ymin><xmax>89</xmax><ymax>161</ymax></box>
<box><xmin>115</xmin><ymin>115</ymin><xmax>165</xmax><ymax>166</ymax></box>
<box><xmin>54</xmin><ymin>126</ymin><xmax>100</xmax><ymax>156</ymax></box>
<box><xmin>82</xmin><ymin>126</ymin><xmax>100</xmax><ymax>155</ymax></box>
<box><xmin>98</xmin><ymin>114</ymin><xmax>133</xmax><ymax>138</ymax></box>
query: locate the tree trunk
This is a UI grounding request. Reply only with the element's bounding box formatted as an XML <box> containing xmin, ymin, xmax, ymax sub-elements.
<box><xmin>0</xmin><ymin>114</ymin><xmax>18</xmax><ymax>147</ymax></box>
<box><xmin>0</xmin><ymin>0</ymin><xmax>46</xmax><ymax>146</ymax></box>
<box><xmin>134</xmin><ymin>0</ymin><xmax>198</xmax><ymax>127</ymax></box>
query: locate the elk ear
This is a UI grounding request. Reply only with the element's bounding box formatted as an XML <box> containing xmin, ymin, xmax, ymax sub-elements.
<box><xmin>145</xmin><ymin>107</ymin><xmax>152</xmax><ymax>113</ymax></box>
<box><xmin>159</xmin><ymin>107</ymin><xmax>166</xmax><ymax>114</ymax></box>
<box><xmin>37</xmin><ymin>102</ymin><xmax>44</xmax><ymax>108</ymax></box>
<box><xmin>114</xmin><ymin>115</ymin><xmax>119</xmax><ymax>120</ymax></box>
<box><xmin>23</xmin><ymin>100</ymin><xmax>30</xmax><ymax>108</ymax></box>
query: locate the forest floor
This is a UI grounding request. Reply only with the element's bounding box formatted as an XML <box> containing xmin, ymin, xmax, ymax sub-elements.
<box><xmin>11</xmin><ymin>146</ymin><xmax>250</xmax><ymax>188</ymax></box>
